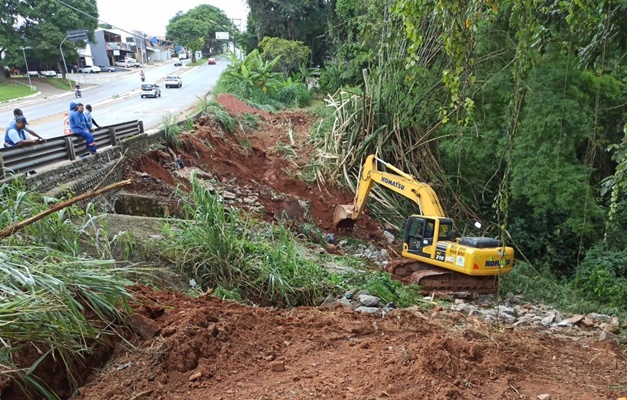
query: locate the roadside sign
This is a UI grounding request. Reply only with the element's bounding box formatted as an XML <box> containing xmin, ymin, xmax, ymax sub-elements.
<box><xmin>66</xmin><ymin>29</ymin><xmax>88</xmax><ymax>42</ymax></box>
<box><xmin>216</xmin><ymin>32</ymin><xmax>229</xmax><ymax>40</ymax></box>
<box><xmin>63</xmin><ymin>113</ymin><xmax>72</xmax><ymax>135</ymax></box>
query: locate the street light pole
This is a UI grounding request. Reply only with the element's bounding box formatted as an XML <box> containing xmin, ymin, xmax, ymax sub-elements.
<box><xmin>59</xmin><ymin>36</ymin><xmax>71</xmax><ymax>86</ymax></box>
<box><xmin>20</xmin><ymin>46</ymin><xmax>33</xmax><ymax>89</ymax></box>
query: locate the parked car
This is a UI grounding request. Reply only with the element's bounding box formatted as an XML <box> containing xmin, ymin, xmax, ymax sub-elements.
<box><xmin>140</xmin><ymin>83</ymin><xmax>161</xmax><ymax>98</ymax></box>
<box><xmin>98</xmin><ymin>65</ymin><xmax>116</xmax><ymax>72</ymax></box>
<box><xmin>39</xmin><ymin>70</ymin><xmax>57</xmax><ymax>77</ymax></box>
<box><xmin>114</xmin><ymin>60</ymin><xmax>140</xmax><ymax>68</ymax></box>
<box><xmin>165</xmin><ymin>75</ymin><xmax>182</xmax><ymax>88</ymax></box>
<box><xmin>173</xmin><ymin>58</ymin><xmax>182</xmax><ymax>67</ymax></box>
<box><xmin>207</xmin><ymin>58</ymin><xmax>216</xmax><ymax>65</ymax></box>
<box><xmin>79</xmin><ymin>66</ymin><xmax>101</xmax><ymax>73</ymax></box>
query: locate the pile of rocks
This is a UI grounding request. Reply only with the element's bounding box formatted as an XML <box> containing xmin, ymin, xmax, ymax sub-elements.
<box><xmin>451</xmin><ymin>293</ymin><xmax>624</xmax><ymax>340</ymax></box>
<box><xmin>318</xmin><ymin>290</ymin><xmax>625</xmax><ymax>341</ymax></box>
<box><xmin>319</xmin><ymin>290</ymin><xmax>396</xmax><ymax>316</ymax></box>
<box><xmin>174</xmin><ymin>167</ymin><xmax>265</xmax><ymax>214</ymax></box>
<box><xmin>337</xmin><ymin>239</ymin><xmax>390</xmax><ymax>267</ymax></box>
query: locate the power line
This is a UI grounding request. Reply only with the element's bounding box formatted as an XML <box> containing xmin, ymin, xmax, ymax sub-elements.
<box><xmin>56</xmin><ymin>0</ymin><xmax>144</xmax><ymax>40</ymax></box>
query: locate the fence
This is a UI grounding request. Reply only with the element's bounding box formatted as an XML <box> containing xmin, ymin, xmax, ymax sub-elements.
<box><xmin>0</xmin><ymin>120</ymin><xmax>143</xmax><ymax>178</ymax></box>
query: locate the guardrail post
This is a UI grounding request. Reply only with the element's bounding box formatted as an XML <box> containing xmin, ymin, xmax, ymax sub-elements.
<box><xmin>109</xmin><ymin>126</ymin><xmax>117</xmax><ymax>147</ymax></box>
<box><xmin>64</xmin><ymin>137</ymin><xmax>76</xmax><ymax>160</ymax></box>
<box><xmin>138</xmin><ymin>120</ymin><xmax>144</xmax><ymax>133</ymax></box>
<box><xmin>0</xmin><ymin>154</ymin><xmax>5</xmax><ymax>179</ymax></box>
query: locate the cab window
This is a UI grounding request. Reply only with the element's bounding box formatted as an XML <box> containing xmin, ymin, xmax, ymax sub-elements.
<box><xmin>438</xmin><ymin>222</ymin><xmax>451</xmax><ymax>239</ymax></box>
<box><xmin>407</xmin><ymin>218</ymin><xmax>424</xmax><ymax>238</ymax></box>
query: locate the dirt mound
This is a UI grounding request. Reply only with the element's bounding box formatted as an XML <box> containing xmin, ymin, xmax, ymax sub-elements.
<box><xmin>124</xmin><ymin>107</ymin><xmax>383</xmax><ymax>238</ymax></box>
<box><xmin>216</xmin><ymin>93</ymin><xmax>272</xmax><ymax>120</ymax></box>
<box><xmin>72</xmin><ymin>285</ymin><xmax>624</xmax><ymax>400</ymax></box>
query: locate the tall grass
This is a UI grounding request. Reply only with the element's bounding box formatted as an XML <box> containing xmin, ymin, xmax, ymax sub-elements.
<box><xmin>163</xmin><ymin>173</ymin><xmax>420</xmax><ymax>307</ymax></box>
<box><xmin>0</xmin><ymin>182</ymin><xmax>138</xmax><ymax>398</ymax></box>
<box><xmin>161</xmin><ymin>112</ymin><xmax>182</xmax><ymax>148</ymax></box>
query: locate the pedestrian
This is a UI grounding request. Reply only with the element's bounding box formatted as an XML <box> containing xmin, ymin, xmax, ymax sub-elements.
<box><xmin>9</xmin><ymin>109</ymin><xmax>46</xmax><ymax>143</ymax></box>
<box><xmin>4</xmin><ymin>116</ymin><xmax>42</xmax><ymax>147</ymax></box>
<box><xmin>84</xmin><ymin>104</ymin><xmax>101</xmax><ymax>129</ymax></box>
<box><xmin>68</xmin><ymin>102</ymin><xmax>97</xmax><ymax>156</ymax></box>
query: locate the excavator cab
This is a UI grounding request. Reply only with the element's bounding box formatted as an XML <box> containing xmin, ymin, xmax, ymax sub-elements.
<box><xmin>404</xmin><ymin>217</ymin><xmax>454</xmax><ymax>258</ymax></box>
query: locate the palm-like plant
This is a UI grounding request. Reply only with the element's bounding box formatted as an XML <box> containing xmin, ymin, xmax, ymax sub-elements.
<box><xmin>225</xmin><ymin>49</ymin><xmax>283</xmax><ymax>92</ymax></box>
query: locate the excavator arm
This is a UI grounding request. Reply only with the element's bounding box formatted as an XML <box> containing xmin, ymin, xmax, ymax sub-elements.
<box><xmin>334</xmin><ymin>155</ymin><xmax>445</xmax><ymax>227</ymax></box>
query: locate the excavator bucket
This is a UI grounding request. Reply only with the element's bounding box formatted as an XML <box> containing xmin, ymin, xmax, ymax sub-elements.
<box><xmin>333</xmin><ymin>204</ymin><xmax>356</xmax><ymax>229</ymax></box>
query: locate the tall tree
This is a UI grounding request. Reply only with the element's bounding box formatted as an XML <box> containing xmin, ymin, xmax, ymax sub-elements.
<box><xmin>258</xmin><ymin>37</ymin><xmax>311</xmax><ymax>77</ymax></box>
<box><xmin>167</xmin><ymin>5</ymin><xmax>234</xmax><ymax>57</ymax></box>
<box><xmin>166</xmin><ymin>18</ymin><xmax>210</xmax><ymax>62</ymax></box>
<box><xmin>246</xmin><ymin>0</ymin><xmax>330</xmax><ymax>65</ymax></box>
<box><xmin>2</xmin><ymin>0</ymin><xmax>98</xmax><ymax>78</ymax></box>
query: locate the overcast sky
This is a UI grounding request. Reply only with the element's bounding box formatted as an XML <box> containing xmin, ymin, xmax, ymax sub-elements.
<box><xmin>96</xmin><ymin>0</ymin><xmax>248</xmax><ymax>37</ymax></box>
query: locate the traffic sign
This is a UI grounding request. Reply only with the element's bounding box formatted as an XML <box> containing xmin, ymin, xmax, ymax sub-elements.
<box><xmin>66</xmin><ymin>29</ymin><xmax>88</xmax><ymax>42</ymax></box>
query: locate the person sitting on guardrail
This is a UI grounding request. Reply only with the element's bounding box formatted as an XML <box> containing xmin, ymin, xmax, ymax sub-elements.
<box><xmin>9</xmin><ymin>109</ymin><xmax>46</xmax><ymax>143</ymax></box>
<box><xmin>84</xmin><ymin>104</ymin><xmax>100</xmax><ymax>130</ymax></box>
<box><xmin>4</xmin><ymin>116</ymin><xmax>44</xmax><ymax>147</ymax></box>
<box><xmin>69</xmin><ymin>102</ymin><xmax>97</xmax><ymax>156</ymax></box>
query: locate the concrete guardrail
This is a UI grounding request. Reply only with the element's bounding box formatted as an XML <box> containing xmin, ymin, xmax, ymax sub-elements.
<box><xmin>0</xmin><ymin>119</ymin><xmax>144</xmax><ymax>178</ymax></box>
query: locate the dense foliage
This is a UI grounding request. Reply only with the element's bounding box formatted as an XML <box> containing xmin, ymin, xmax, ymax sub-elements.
<box><xmin>0</xmin><ymin>0</ymin><xmax>99</xmax><ymax>77</ymax></box>
<box><xmin>166</xmin><ymin>4</ymin><xmax>235</xmax><ymax>59</ymax></box>
<box><xmin>248</xmin><ymin>0</ymin><xmax>627</xmax><ymax>308</ymax></box>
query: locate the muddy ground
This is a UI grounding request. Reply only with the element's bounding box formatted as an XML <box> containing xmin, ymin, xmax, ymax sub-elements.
<box><xmin>9</xmin><ymin>95</ymin><xmax>627</xmax><ymax>399</ymax></box>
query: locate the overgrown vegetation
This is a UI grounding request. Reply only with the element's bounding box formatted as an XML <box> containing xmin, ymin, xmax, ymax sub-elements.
<box><xmin>0</xmin><ymin>182</ymin><xmax>136</xmax><ymax>398</ymax></box>
<box><xmin>214</xmin><ymin>48</ymin><xmax>316</xmax><ymax>111</ymax></box>
<box><xmin>161</xmin><ymin>112</ymin><xmax>182</xmax><ymax>148</ymax></box>
<box><xmin>162</xmin><ymin>173</ymin><xmax>420</xmax><ymax>308</ymax></box>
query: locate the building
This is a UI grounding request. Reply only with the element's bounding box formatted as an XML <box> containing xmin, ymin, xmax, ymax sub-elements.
<box><xmin>86</xmin><ymin>28</ymin><xmax>172</xmax><ymax>67</ymax></box>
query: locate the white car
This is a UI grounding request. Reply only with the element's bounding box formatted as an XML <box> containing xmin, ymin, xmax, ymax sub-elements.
<box><xmin>165</xmin><ymin>75</ymin><xmax>182</xmax><ymax>88</ymax></box>
<box><xmin>79</xmin><ymin>66</ymin><xmax>101</xmax><ymax>73</ymax></box>
<box><xmin>140</xmin><ymin>83</ymin><xmax>161</xmax><ymax>98</ymax></box>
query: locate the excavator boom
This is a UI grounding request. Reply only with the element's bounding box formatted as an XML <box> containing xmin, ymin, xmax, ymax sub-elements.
<box><xmin>333</xmin><ymin>155</ymin><xmax>444</xmax><ymax>228</ymax></box>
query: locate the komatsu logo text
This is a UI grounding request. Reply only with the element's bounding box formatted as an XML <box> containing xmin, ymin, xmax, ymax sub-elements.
<box><xmin>381</xmin><ymin>177</ymin><xmax>405</xmax><ymax>190</ymax></box>
<box><xmin>484</xmin><ymin>259</ymin><xmax>512</xmax><ymax>267</ymax></box>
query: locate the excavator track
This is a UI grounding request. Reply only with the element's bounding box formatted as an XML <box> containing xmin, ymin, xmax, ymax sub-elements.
<box><xmin>386</xmin><ymin>260</ymin><xmax>499</xmax><ymax>294</ymax></box>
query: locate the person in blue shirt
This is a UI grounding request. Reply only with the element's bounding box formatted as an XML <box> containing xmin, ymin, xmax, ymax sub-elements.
<box><xmin>84</xmin><ymin>104</ymin><xmax>100</xmax><ymax>129</ymax></box>
<box><xmin>8</xmin><ymin>108</ymin><xmax>46</xmax><ymax>142</ymax></box>
<box><xmin>4</xmin><ymin>116</ymin><xmax>42</xmax><ymax>147</ymax></box>
<box><xmin>68</xmin><ymin>102</ymin><xmax>97</xmax><ymax>155</ymax></box>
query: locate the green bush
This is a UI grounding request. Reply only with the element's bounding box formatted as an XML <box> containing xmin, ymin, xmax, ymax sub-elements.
<box><xmin>575</xmin><ymin>245</ymin><xmax>627</xmax><ymax>309</ymax></box>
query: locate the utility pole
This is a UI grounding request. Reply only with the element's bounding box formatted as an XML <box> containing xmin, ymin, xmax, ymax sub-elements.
<box><xmin>230</xmin><ymin>18</ymin><xmax>241</xmax><ymax>59</ymax></box>
<box><xmin>20</xmin><ymin>46</ymin><xmax>33</xmax><ymax>89</ymax></box>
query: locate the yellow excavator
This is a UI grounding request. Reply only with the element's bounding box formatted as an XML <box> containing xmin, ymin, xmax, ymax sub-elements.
<box><xmin>334</xmin><ymin>155</ymin><xmax>514</xmax><ymax>293</ymax></box>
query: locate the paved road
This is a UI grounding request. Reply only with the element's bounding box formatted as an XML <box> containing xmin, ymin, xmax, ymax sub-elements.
<box><xmin>1</xmin><ymin>59</ymin><xmax>227</xmax><ymax>139</ymax></box>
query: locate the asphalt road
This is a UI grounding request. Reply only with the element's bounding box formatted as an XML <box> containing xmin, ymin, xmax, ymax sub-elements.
<box><xmin>4</xmin><ymin>59</ymin><xmax>227</xmax><ymax>139</ymax></box>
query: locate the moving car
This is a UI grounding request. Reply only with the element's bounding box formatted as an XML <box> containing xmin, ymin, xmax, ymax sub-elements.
<box><xmin>98</xmin><ymin>65</ymin><xmax>116</xmax><ymax>72</ymax></box>
<box><xmin>79</xmin><ymin>65</ymin><xmax>101</xmax><ymax>73</ymax></box>
<box><xmin>140</xmin><ymin>83</ymin><xmax>161</xmax><ymax>98</ymax></box>
<box><xmin>173</xmin><ymin>58</ymin><xmax>182</xmax><ymax>66</ymax></box>
<box><xmin>165</xmin><ymin>75</ymin><xmax>182</xmax><ymax>88</ymax></box>
<box><xmin>207</xmin><ymin>58</ymin><xmax>216</xmax><ymax>65</ymax></box>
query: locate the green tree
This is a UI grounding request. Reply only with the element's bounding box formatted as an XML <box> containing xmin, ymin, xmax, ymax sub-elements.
<box><xmin>1</xmin><ymin>0</ymin><xmax>98</xmax><ymax>79</ymax></box>
<box><xmin>167</xmin><ymin>5</ymin><xmax>234</xmax><ymax>56</ymax></box>
<box><xmin>166</xmin><ymin>18</ymin><xmax>210</xmax><ymax>62</ymax></box>
<box><xmin>259</xmin><ymin>37</ymin><xmax>311</xmax><ymax>78</ymax></box>
<box><xmin>246</xmin><ymin>0</ymin><xmax>330</xmax><ymax>65</ymax></box>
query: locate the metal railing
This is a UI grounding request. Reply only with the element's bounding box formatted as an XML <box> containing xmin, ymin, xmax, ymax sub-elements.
<box><xmin>0</xmin><ymin>120</ymin><xmax>143</xmax><ymax>178</ymax></box>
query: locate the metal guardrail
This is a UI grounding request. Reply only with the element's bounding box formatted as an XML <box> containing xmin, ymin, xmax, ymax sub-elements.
<box><xmin>0</xmin><ymin>119</ymin><xmax>143</xmax><ymax>178</ymax></box>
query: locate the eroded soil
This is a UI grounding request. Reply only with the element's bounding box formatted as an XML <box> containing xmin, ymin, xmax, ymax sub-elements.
<box><xmin>7</xmin><ymin>95</ymin><xmax>626</xmax><ymax>400</ymax></box>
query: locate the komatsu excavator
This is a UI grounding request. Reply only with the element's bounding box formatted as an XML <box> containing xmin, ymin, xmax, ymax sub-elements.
<box><xmin>334</xmin><ymin>155</ymin><xmax>514</xmax><ymax>293</ymax></box>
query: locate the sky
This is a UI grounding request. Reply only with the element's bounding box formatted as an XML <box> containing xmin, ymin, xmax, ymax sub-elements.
<box><xmin>96</xmin><ymin>0</ymin><xmax>249</xmax><ymax>37</ymax></box>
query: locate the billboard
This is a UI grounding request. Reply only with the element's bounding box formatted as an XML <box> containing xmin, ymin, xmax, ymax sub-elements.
<box><xmin>216</xmin><ymin>32</ymin><xmax>229</xmax><ymax>40</ymax></box>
